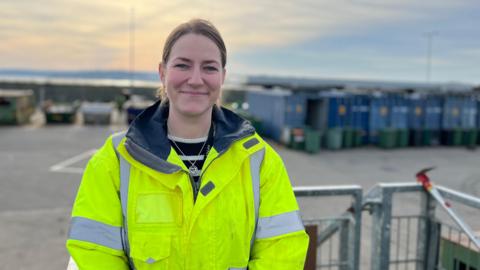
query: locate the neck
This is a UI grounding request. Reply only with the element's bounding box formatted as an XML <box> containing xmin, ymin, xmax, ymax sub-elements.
<box><xmin>167</xmin><ymin>108</ymin><xmax>212</xmax><ymax>139</ymax></box>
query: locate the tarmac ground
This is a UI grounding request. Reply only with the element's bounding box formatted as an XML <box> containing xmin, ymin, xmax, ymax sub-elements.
<box><xmin>1</xmin><ymin>119</ymin><xmax>480</xmax><ymax>269</ymax></box>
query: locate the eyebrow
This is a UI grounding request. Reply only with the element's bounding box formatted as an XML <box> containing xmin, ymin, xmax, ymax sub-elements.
<box><xmin>202</xmin><ymin>60</ymin><xmax>220</xmax><ymax>65</ymax></box>
<box><xmin>173</xmin><ymin>57</ymin><xmax>220</xmax><ymax>65</ymax></box>
<box><xmin>173</xmin><ymin>57</ymin><xmax>192</xmax><ymax>63</ymax></box>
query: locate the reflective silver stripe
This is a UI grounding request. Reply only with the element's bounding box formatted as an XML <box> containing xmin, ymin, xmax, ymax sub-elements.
<box><xmin>200</xmin><ymin>181</ymin><xmax>215</xmax><ymax>196</ymax></box>
<box><xmin>68</xmin><ymin>216</ymin><xmax>123</xmax><ymax>251</ymax></box>
<box><xmin>112</xmin><ymin>132</ymin><xmax>128</xmax><ymax>217</ymax></box>
<box><xmin>243</xmin><ymin>138</ymin><xmax>259</xmax><ymax>149</ymax></box>
<box><xmin>229</xmin><ymin>268</ymin><xmax>247</xmax><ymax>270</ymax></box>
<box><xmin>249</xmin><ymin>148</ymin><xmax>264</xmax><ymax>250</ymax></box>
<box><xmin>255</xmin><ymin>210</ymin><xmax>305</xmax><ymax>239</ymax></box>
<box><xmin>112</xmin><ymin>132</ymin><xmax>135</xmax><ymax>269</ymax></box>
<box><xmin>111</xmin><ymin>131</ymin><xmax>126</xmax><ymax>152</ymax></box>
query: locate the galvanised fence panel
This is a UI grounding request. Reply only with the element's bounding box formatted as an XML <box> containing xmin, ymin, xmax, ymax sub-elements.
<box><xmin>295</xmin><ymin>183</ymin><xmax>480</xmax><ymax>270</ymax></box>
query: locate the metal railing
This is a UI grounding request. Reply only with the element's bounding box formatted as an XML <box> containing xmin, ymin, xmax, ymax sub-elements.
<box><xmin>296</xmin><ymin>183</ymin><xmax>480</xmax><ymax>270</ymax></box>
<box><xmin>363</xmin><ymin>183</ymin><xmax>480</xmax><ymax>270</ymax></box>
<box><xmin>295</xmin><ymin>185</ymin><xmax>363</xmax><ymax>270</ymax></box>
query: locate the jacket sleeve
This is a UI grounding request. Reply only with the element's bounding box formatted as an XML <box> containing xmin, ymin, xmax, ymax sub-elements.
<box><xmin>248</xmin><ymin>144</ymin><xmax>309</xmax><ymax>270</ymax></box>
<box><xmin>66</xmin><ymin>136</ymin><xmax>130</xmax><ymax>270</ymax></box>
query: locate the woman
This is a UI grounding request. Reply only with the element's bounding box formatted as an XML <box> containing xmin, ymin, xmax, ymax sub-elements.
<box><xmin>66</xmin><ymin>19</ymin><xmax>309</xmax><ymax>270</ymax></box>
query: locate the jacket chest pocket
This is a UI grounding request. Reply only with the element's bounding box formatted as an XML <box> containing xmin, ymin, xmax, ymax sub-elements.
<box><xmin>130</xmin><ymin>232</ymin><xmax>171</xmax><ymax>268</ymax></box>
<box><xmin>134</xmin><ymin>192</ymin><xmax>183</xmax><ymax>226</ymax></box>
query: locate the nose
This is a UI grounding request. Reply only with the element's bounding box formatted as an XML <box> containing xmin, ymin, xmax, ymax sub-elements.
<box><xmin>187</xmin><ymin>66</ymin><xmax>204</xmax><ymax>87</ymax></box>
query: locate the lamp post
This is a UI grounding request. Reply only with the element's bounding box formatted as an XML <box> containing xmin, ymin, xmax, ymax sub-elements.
<box><xmin>423</xmin><ymin>31</ymin><xmax>438</xmax><ymax>83</ymax></box>
<box><xmin>129</xmin><ymin>7</ymin><xmax>135</xmax><ymax>89</ymax></box>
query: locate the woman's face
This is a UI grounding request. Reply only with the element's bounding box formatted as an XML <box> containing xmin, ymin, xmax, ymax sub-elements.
<box><xmin>160</xmin><ymin>33</ymin><xmax>225</xmax><ymax>119</ymax></box>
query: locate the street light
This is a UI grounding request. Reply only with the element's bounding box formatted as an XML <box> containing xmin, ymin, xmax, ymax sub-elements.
<box><xmin>423</xmin><ymin>31</ymin><xmax>438</xmax><ymax>83</ymax></box>
<box><xmin>129</xmin><ymin>7</ymin><xmax>135</xmax><ymax>89</ymax></box>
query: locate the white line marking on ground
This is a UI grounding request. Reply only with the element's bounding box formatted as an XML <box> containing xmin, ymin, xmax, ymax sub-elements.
<box><xmin>67</xmin><ymin>257</ymin><xmax>79</xmax><ymax>270</ymax></box>
<box><xmin>53</xmin><ymin>167</ymin><xmax>86</xmax><ymax>174</ymax></box>
<box><xmin>0</xmin><ymin>207</ymin><xmax>71</xmax><ymax>217</ymax></box>
<box><xmin>50</xmin><ymin>149</ymin><xmax>97</xmax><ymax>174</ymax></box>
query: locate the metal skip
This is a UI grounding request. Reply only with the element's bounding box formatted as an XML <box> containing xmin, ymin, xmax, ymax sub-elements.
<box><xmin>416</xmin><ymin>167</ymin><xmax>480</xmax><ymax>250</ymax></box>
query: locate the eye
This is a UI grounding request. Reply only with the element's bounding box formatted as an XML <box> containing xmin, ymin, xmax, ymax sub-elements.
<box><xmin>204</xmin><ymin>66</ymin><xmax>219</xmax><ymax>72</ymax></box>
<box><xmin>173</xmin><ymin>63</ymin><xmax>189</xmax><ymax>70</ymax></box>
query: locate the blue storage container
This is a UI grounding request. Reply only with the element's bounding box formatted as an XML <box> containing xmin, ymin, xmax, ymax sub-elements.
<box><xmin>388</xmin><ymin>95</ymin><xmax>397</xmax><ymax>129</ymax></box>
<box><xmin>350</xmin><ymin>94</ymin><xmax>370</xmax><ymax>144</ymax></box>
<box><xmin>327</xmin><ymin>96</ymin><xmax>343</xmax><ymax>128</ymax></box>
<box><xmin>304</xmin><ymin>93</ymin><xmax>325</xmax><ymax>131</ymax></box>
<box><xmin>408</xmin><ymin>95</ymin><xmax>425</xmax><ymax>130</ymax></box>
<box><xmin>246</xmin><ymin>90</ymin><xmax>307</xmax><ymax>141</ymax></box>
<box><xmin>477</xmin><ymin>97</ymin><xmax>480</xmax><ymax>130</ymax></box>
<box><xmin>303</xmin><ymin>92</ymin><xmax>345</xmax><ymax>130</ymax></box>
<box><xmin>390</xmin><ymin>94</ymin><xmax>409</xmax><ymax>129</ymax></box>
<box><xmin>424</xmin><ymin>95</ymin><xmax>443</xmax><ymax>130</ymax></box>
<box><xmin>369</xmin><ymin>94</ymin><xmax>389</xmax><ymax>144</ymax></box>
<box><xmin>343</xmin><ymin>96</ymin><xmax>354</xmax><ymax>129</ymax></box>
<box><xmin>313</xmin><ymin>91</ymin><xmax>350</xmax><ymax>129</ymax></box>
<box><xmin>284</xmin><ymin>94</ymin><xmax>307</xmax><ymax>127</ymax></box>
<box><xmin>350</xmin><ymin>95</ymin><xmax>361</xmax><ymax>129</ymax></box>
<box><xmin>460</xmin><ymin>96</ymin><xmax>477</xmax><ymax>129</ymax></box>
<box><xmin>340</xmin><ymin>96</ymin><xmax>350</xmax><ymax>128</ymax></box>
<box><xmin>442</xmin><ymin>96</ymin><xmax>452</xmax><ymax>129</ymax></box>
<box><xmin>442</xmin><ymin>96</ymin><xmax>461</xmax><ymax>130</ymax></box>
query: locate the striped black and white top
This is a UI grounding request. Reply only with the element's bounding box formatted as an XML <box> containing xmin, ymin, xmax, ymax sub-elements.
<box><xmin>167</xmin><ymin>125</ymin><xmax>214</xmax><ymax>197</ymax></box>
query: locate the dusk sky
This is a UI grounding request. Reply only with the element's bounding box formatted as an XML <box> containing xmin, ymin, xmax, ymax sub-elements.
<box><xmin>1</xmin><ymin>0</ymin><xmax>479</xmax><ymax>84</ymax></box>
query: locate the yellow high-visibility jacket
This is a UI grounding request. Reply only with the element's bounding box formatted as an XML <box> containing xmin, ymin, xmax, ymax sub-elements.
<box><xmin>66</xmin><ymin>102</ymin><xmax>309</xmax><ymax>270</ymax></box>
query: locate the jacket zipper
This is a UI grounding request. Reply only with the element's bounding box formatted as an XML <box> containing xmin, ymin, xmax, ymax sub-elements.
<box><xmin>181</xmin><ymin>170</ymin><xmax>199</xmax><ymax>203</ymax></box>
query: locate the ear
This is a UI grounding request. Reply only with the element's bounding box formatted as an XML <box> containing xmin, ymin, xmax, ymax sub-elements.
<box><xmin>158</xmin><ymin>62</ymin><xmax>166</xmax><ymax>85</ymax></box>
<box><xmin>221</xmin><ymin>68</ymin><xmax>227</xmax><ymax>84</ymax></box>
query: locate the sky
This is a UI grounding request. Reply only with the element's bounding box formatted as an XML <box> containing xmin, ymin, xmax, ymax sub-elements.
<box><xmin>1</xmin><ymin>0</ymin><xmax>479</xmax><ymax>85</ymax></box>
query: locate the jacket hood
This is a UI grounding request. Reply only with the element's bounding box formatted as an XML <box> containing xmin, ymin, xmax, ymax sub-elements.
<box><xmin>124</xmin><ymin>101</ymin><xmax>255</xmax><ymax>173</ymax></box>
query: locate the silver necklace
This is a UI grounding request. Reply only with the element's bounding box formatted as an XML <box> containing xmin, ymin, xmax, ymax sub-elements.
<box><xmin>169</xmin><ymin>135</ymin><xmax>208</xmax><ymax>177</ymax></box>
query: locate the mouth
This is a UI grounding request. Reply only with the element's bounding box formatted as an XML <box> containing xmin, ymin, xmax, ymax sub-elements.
<box><xmin>179</xmin><ymin>91</ymin><xmax>208</xmax><ymax>96</ymax></box>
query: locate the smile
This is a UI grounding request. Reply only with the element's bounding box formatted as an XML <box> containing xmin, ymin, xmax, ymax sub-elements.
<box><xmin>180</xmin><ymin>91</ymin><xmax>208</xmax><ymax>96</ymax></box>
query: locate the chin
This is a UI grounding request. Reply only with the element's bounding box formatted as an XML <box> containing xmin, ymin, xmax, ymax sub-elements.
<box><xmin>180</xmin><ymin>106</ymin><xmax>212</xmax><ymax>117</ymax></box>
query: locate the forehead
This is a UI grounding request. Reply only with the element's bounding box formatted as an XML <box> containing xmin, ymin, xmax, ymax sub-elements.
<box><xmin>169</xmin><ymin>33</ymin><xmax>221</xmax><ymax>63</ymax></box>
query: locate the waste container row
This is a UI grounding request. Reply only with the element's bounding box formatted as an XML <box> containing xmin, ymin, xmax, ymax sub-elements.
<box><xmin>246</xmin><ymin>89</ymin><xmax>480</xmax><ymax>152</ymax></box>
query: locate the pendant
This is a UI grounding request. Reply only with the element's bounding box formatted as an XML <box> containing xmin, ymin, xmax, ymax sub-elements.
<box><xmin>189</xmin><ymin>164</ymin><xmax>201</xmax><ymax>177</ymax></box>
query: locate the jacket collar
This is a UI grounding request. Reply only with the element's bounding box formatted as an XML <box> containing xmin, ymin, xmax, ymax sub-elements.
<box><xmin>124</xmin><ymin>101</ymin><xmax>255</xmax><ymax>173</ymax></box>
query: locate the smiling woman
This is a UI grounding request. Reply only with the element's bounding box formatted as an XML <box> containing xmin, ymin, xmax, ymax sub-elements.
<box><xmin>66</xmin><ymin>18</ymin><xmax>309</xmax><ymax>270</ymax></box>
<box><xmin>160</xmin><ymin>33</ymin><xmax>225</xmax><ymax>135</ymax></box>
